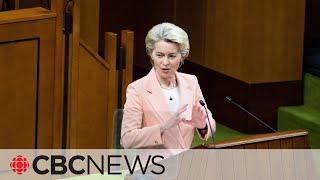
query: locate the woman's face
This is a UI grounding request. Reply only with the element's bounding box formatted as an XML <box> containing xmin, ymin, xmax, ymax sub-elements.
<box><xmin>150</xmin><ymin>40</ymin><xmax>182</xmax><ymax>81</ymax></box>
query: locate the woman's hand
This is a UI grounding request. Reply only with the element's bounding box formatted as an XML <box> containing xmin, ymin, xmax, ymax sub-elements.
<box><xmin>182</xmin><ymin>104</ymin><xmax>207</xmax><ymax>129</ymax></box>
<box><xmin>160</xmin><ymin>104</ymin><xmax>188</xmax><ymax>133</ymax></box>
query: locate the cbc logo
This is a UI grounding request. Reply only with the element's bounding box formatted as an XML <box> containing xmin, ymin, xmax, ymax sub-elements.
<box><xmin>8</xmin><ymin>154</ymin><xmax>165</xmax><ymax>176</ymax></box>
<box><xmin>10</xmin><ymin>155</ymin><xmax>30</xmax><ymax>175</ymax></box>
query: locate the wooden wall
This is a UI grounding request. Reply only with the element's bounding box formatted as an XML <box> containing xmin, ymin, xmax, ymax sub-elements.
<box><xmin>99</xmin><ymin>0</ymin><xmax>175</xmax><ymax>69</ymax></box>
<box><xmin>99</xmin><ymin>0</ymin><xmax>204</xmax><ymax>70</ymax></box>
<box><xmin>80</xmin><ymin>0</ymin><xmax>99</xmax><ymax>50</ymax></box>
<box><xmin>74</xmin><ymin>41</ymin><xmax>111</xmax><ymax>148</ymax></box>
<box><xmin>0</xmin><ymin>40</ymin><xmax>38</xmax><ymax>148</ymax></box>
<box><xmin>0</xmin><ymin>8</ymin><xmax>57</xmax><ymax>148</ymax></box>
<box><xmin>1</xmin><ymin>0</ymin><xmax>116</xmax><ymax>19</ymax></box>
<box><xmin>100</xmin><ymin>0</ymin><xmax>305</xmax><ymax>84</ymax></box>
<box><xmin>205</xmin><ymin>0</ymin><xmax>305</xmax><ymax>83</ymax></box>
<box><xmin>18</xmin><ymin>0</ymin><xmax>50</xmax><ymax>9</ymax></box>
<box><xmin>175</xmin><ymin>0</ymin><xmax>206</xmax><ymax>66</ymax></box>
<box><xmin>68</xmin><ymin>0</ymin><xmax>135</xmax><ymax>148</ymax></box>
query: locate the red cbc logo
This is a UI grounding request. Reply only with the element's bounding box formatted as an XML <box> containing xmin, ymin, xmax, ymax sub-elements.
<box><xmin>10</xmin><ymin>155</ymin><xmax>30</xmax><ymax>175</ymax></box>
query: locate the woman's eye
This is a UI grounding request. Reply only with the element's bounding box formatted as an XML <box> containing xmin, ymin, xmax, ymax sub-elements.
<box><xmin>156</xmin><ymin>54</ymin><xmax>164</xmax><ymax>58</ymax></box>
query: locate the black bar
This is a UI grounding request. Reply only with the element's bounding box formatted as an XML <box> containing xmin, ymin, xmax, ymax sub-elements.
<box><xmin>116</xmin><ymin>47</ymin><xmax>125</xmax><ymax>70</ymax></box>
<box><xmin>117</xmin><ymin>47</ymin><xmax>124</xmax><ymax>108</ymax></box>
<box><xmin>62</xmin><ymin>11</ymin><xmax>72</xmax><ymax>149</ymax></box>
<box><xmin>35</xmin><ymin>38</ymin><xmax>40</xmax><ymax>149</ymax></box>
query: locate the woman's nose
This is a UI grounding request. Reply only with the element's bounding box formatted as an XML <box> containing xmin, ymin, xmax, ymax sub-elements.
<box><xmin>162</xmin><ymin>56</ymin><xmax>170</xmax><ymax>65</ymax></box>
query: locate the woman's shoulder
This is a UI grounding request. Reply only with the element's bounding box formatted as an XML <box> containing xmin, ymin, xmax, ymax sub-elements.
<box><xmin>127</xmin><ymin>76</ymin><xmax>145</xmax><ymax>89</ymax></box>
<box><xmin>126</xmin><ymin>74</ymin><xmax>151</xmax><ymax>93</ymax></box>
<box><xmin>177</xmin><ymin>72</ymin><xmax>198</xmax><ymax>82</ymax></box>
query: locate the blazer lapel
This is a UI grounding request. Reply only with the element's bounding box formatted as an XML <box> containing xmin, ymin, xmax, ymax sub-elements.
<box><xmin>144</xmin><ymin>68</ymin><xmax>173</xmax><ymax>123</ymax></box>
<box><xmin>176</xmin><ymin>72</ymin><xmax>193</xmax><ymax>121</ymax></box>
<box><xmin>176</xmin><ymin>72</ymin><xmax>194</xmax><ymax>149</ymax></box>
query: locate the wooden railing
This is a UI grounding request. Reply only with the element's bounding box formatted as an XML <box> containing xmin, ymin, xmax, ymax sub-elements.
<box><xmin>120</xmin><ymin>30</ymin><xmax>134</xmax><ymax>106</ymax></box>
<box><xmin>0</xmin><ymin>1</ymin><xmax>134</xmax><ymax>149</ymax></box>
<box><xmin>69</xmin><ymin>33</ymin><xmax>116</xmax><ymax>148</ymax></box>
<box><xmin>68</xmin><ymin>30</ymin><xmax>133</xmax><ymax>148</ymax></box>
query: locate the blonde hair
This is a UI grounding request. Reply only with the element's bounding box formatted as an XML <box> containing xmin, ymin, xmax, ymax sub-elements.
<box><xmin>145</xmin><ymin>22</ymin><xmax>190</xmax><ymax>61</ymax></box>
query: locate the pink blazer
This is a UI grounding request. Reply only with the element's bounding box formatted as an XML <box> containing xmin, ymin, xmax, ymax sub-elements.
<box><xmin>121</xmin><ymin>68</ymin><xmax>216</xmax><ymax>149</ymax></box>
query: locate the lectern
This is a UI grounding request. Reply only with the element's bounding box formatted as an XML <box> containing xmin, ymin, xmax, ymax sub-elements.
<box><xmin>194</xmin><ymin>129</ymin><xmax>309</xmax><ymax>149</ymax></box>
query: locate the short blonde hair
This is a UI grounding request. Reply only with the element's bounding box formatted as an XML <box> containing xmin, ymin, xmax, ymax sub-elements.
<box><xmin>145</xmin><ymin>22</ymin><xmax>190</xmax><ymax>61</ymax></box>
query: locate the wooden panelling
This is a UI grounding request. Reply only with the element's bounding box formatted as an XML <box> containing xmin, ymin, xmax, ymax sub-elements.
<box><xmin>14</xmin><ymin>0</ymin><xmax>19</xmax><ymax>9</ymax></box>
<box><xmin>101</xmin><ymin>0</ymin><xmax>305</xmax><ymax>84</ymax></box>
<box><xmin>121</xmin><ymin>30</ymin><xmax>134</xmax><ymax>106</ymax></box>
<box><xmin>80</xmin><ymin>0</ymin><xmax>99</xmax><ymax>50</ymax></box>
<box><xmin>105</xmin><ymin>32</ymin><xmax>117</xmax><ymax>148</ymax></box>
<box><xmin>247</xmin><ymin>81</ymin><xmax>303</xmax><ymax>132</ymax></box>
<box><xmin>99</xmin><ymin>0</ymin><xmax>175</xmax><ymax>69</ymax></box>
<box><xmin>244</xmin><ymin>144</ymin><xmax>257</xmax><ymax>149</ymax></box>
<box><xmin>18</xmin><ymin>0</ymin><xmax>50</xmax><ymax>9</ymax></box>
<box><xmin>280</xmin><ymin>138</ymin><xmax>293</xmax><ymax>148</ymax></box>
<box><xmin>256</xmin><ymin>142</ymin><xmax>269</xmax><ymax>149</ymax></box>
<box><xmin>0</xmin><ymin>7</ymin><xmax>55</xmax><ymax>24</ymax></box>
<box><xmin>205</xmin><ymin>0</ymin><xmax>244</xmax><ymax>79</ymax></box>
<box><xmin>179</xmin><ymin>60</ymin><xmax>302</xmax><ymax>133</ymax></box>
<box><xmin>76</xmin><ymin>41</ymin><xmax>109</xmax><ymax>148</ymax></box>
<box><xmin>69</xmin><ymin>0</ymin><xmax>80</xmax><ymax>148</ymax></box>
<box><xmin>175</xmin><ymin>0</ymin><xmax>206</xmax><ymax>65</ymax></box>
<box><xmin>50</xmin><ymin>0</ymin><xmax>64</xmax><ymax>148</ymax></box>
<box><xmin>194</xmin><ymin>129</ymin><xmax>309</xmax><ymax>149</ymax></box>
<box><xmin>244</xmin><ymin>0</ymin><xmax>305</xmax><ymax>83</ymax></box>
<box><xmin>268</xmin><ymin>140</ymin><xmax>281</xmax><ymax>149</ymax></box>
<box><xmin>99</xmin><ymin>0</ymin><xmax>134</xmax><ymax>56</ymax></box>
<box><xmin>205</xmin><ymin>0</ymin><xmax>305</xmax><ymax>83</ymax></box>
<box><xmin>68</xmin><ymin>32</ymin><xmax>118</xmax><ymax>148</ymax></box>
<box><xmin>292</xmin><ymin>136</ymin><xmax>308</xmax><ymax>149</ymax></box>
<box><xmin>0</xmin><ymin>8</ymin><xmax>57</xmax><ymax>148</ymax></box>
<box><xmin>0</xmin><ymin>40</ymin><xmax>38</xmax><ymax>148</ymax></box>
<box><xmin>68</xmin><ymin>0</ymin><xmax>133</xmax><ymax>148</ymax></box>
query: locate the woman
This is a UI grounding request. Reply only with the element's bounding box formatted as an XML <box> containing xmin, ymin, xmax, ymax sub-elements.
<box><xmin>121</xmin><ymin>22</ymin><xmax>215</xmax><ymax>149</ymax></box>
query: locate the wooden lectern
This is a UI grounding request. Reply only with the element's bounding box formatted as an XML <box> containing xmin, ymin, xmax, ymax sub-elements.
<box><xmin>194</xmin><ymin>129</ymin><xmax>309</xmax><ymax>149</ymax></box>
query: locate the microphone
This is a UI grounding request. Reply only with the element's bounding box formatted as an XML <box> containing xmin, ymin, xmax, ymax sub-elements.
<box><xmin>199</xmin><ymin>100</ymin><xmax>215</xmax><ymax>143</ymax></box>
<box><xmin>225</xmin><ymin>96</ymin><xmax>276</xmax><ymax>132</ymax></box>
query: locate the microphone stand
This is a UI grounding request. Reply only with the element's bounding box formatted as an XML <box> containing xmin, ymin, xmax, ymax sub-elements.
<box><xmin>225</xmin><ymin>96</ymin><xmax>276</xmax><ymax>132</ymax></box>
<box><xmin>199</xmin><ymin>100</ymin><xmax>215</xmax><ymax>144</ymax></box>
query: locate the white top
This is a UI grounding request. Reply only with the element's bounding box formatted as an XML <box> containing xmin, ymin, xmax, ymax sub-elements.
<box><xmin>161</xmin><ymin>87</ymin><xmax>180</xmax><ymax>113</ymax></box>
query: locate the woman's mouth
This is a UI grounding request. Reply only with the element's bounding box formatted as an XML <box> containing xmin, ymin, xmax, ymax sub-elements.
<box><xmin>161</xmin><ymin>68</ymin><xmax>170</xmax><ymax>73</ymax></box>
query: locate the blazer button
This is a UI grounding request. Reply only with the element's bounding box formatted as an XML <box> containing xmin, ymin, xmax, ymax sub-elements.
<box><xmin>155</xmin><ymin>140</ymin><xmax>158</xmax><ymax>144</ymax></box>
